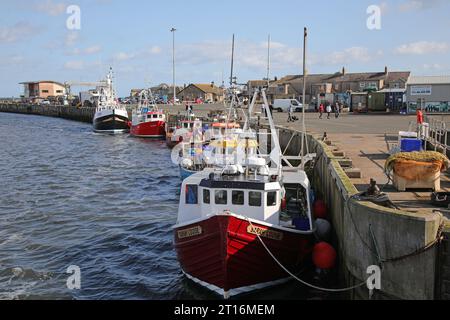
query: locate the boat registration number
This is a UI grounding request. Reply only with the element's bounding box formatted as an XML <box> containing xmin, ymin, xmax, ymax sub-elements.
<box><xmin>178</xmin><ymin>226</ymin><xmax>203</xmax><ymax>239</ymax></box>
<box><xmin>247</xmin><ymin>225</ymin><xmax>283</xmax><ymax>241</ymax></box>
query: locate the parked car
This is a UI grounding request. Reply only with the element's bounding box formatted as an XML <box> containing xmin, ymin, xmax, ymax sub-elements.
<box><xmin>272</xmin><ymin>99</ymin><xmax>303</xmax><ymax>112</ymax></box>
<box><xmin>41</xmin><ymin>100</ymin><xmax>51</xmax><ymax>105</ymax></box>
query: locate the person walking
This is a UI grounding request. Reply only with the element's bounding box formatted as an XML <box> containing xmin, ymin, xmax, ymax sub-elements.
<box><xmin>319</xmin><ymin>103</ymin><xmax>324</xmax><ymax>119</ymax></box>
<box><xmin>287</xmin><ymin>104</ymin><xmax>294</xmax><ymax>122</ymax></box>
<box><xmin>326</xmin><ymin>104</ymin><xmax>332</xmax><ymax>119</ymax></box>
<box><xmin>335</xmin><ymin>102</ymin><xmax>340</xmax><ymax>119</ymax></box>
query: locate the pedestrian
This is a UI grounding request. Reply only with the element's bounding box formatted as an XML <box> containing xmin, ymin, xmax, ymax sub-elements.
<box><xmin>288</xmin><ymin>104</ymin><xmax>294</xmax><ymax>122</ymax></box>
<box><xmin>319</xmin><ymin>103</ymin><xmax>324</xmax><ymax>119</ymax></box>
<box><xmin>335</xmin><ymin>102</ymin><xmax>340</xmax><ymax>119</ymax></box>
<box><xmin>416</xmin><ymin>108</ymin><xmax>424</xmax><ymax>125</ymax></box>
<box><xmin>326</xmin><ymin>104</ymin><xmax>332</xmax><ymax>119</ymax></box>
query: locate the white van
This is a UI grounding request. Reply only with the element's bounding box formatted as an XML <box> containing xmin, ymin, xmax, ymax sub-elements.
<box><xmin>272</xmin><ymin>99</ymin><xmax>303</xmax><ymax>112</ymax></box>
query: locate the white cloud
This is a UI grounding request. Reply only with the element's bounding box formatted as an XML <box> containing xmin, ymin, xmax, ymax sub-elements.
<box><xmin>64</xmin><ymin>60</ymin><xmax>84</xmax><ymax>70</ymax></box>
<box><xmin>394</xmin><ymin>41</ymin><xmax>449</xmax><ymax>55</ymax></box>
<box><xmin>398</xmin><ymin>0</ymin><xmax>444</xmax><ymax>12</ymax></box>
<box><xmin>34</xmin><ymin>0</ymin><xmax>67</xmax><ymax>16</ymax></box>
<box><xmin>148</xmin><ymin>46</ymin><xmax>162</xmax><ymax>54</ymax></box>
<box><xmin>65</xmin><ymin>31</ymin><xmax>79</xmax><ymax>47</ymax></box>
<box><xmin>113</xmin><ymin>46</ymin><xmax>162</xmax><ymax>62</ymax></box>
<box><xmin>114</xmin><ymin>52</ymin><xmax>136</xmax><ymax>61</ymax></box>
<box><xmin>84</xmin><ymin>45</ymin><xmax>102</xmax><ymax>54</ymax></box>
<box><xmin>423</xmin><ymin>63</ymin><xmax>446</xmax><ymax>71</ymax></box>
<box><xmin>0</xmin><ymin>55</ymin><xmax>25</xmax><ymax>67</ymax></box>
<box><xmin>310</xmin><ymin>47</ymin><xmax>381</xmax><ymax>66</ymax></box>
<box><xmin>0</xmin><ymin>22</ymin><xmax>40</xmax><ymax>44</ymax></box>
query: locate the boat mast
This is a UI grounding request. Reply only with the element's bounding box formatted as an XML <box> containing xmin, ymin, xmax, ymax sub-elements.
<box><xmin>266</xmin><ymin>34</ymin><xmax>271</xmax><ymax>89</ymax></box>
<box><xmin>230</xmin><ymin>34</ymin><xmax>235</xmax><ymax>87</ymax></box>
<box><xmin>300</xmin><ymin>27</ymin><xmax>307</xmax><ymax>169</ymax></box>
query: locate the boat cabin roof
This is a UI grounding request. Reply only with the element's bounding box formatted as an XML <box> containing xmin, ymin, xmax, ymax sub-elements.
<box><xmin>198</xmin><ymin>171</ymin><xmax>280</xmax><ymax>191</ymax></box>
<box><xmin>212</xmin><ymin>122</ymin><xmax>241</xmax><ymax>128</ymax></box>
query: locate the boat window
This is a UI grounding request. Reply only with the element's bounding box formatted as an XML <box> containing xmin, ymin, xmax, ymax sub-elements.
<box><xmin>153</xmin><ymin>114</ymin><xmax>158</xmax><ymax>118</ymax></box>
<box><xmin>185</xmin><ymin>185</ymin><xmax>198</xmax><ymax>205</ymax></box>
<box><xmin>232</xmin><ymin>191</ymin><xmax>244</xmax><ymax>205</ymax></box>
<box><xmin>203</xmin><ymin>189</ymin><xmax>210</xmax><ymax>204</ymax></box>
<box><xmin>249</xmin><ymin>192</ymin><xmax>262</xmax><ymax>207</ymax></box>
<box><xmin>267</xmin><ymin>192</ymin><xmax>277</xmax><ymax>207</ymax></box>
<box><xmin>215</xmin><ymin>190</ymin><xmax>228</xmax><ymax>205</ymax></box>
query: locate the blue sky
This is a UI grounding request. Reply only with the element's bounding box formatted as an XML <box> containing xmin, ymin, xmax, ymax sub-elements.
<box><xmin>1</xmin><ymin>0</ymin><xmax>449</xmax><ymax>97</ymax></box>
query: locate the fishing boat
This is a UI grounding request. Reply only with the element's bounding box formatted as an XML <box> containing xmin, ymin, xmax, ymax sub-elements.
<box><xmin>166</xmin><ymin>118</ymin><xmax>198</xmax><ymax>148</ymax></box>
<box><xmin>93</xmin><ymin>68</ymin><xmax>130</xmax><ymax>134</ymax></box>
<box><xmin>130</xmin><ymin>89</ymin><xmax>166</xmax><ymax>138</ymax></box>
<box><xmin>173</xmin><ymin>89</ymin><xmax>316</xmax><ymax>298</ymax></box>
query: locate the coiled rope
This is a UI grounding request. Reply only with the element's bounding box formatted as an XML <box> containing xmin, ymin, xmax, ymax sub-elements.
<box><xmin>245</xmin><ymin>217</ymin><xmax>368</xmax><ymax>293</ymax></box>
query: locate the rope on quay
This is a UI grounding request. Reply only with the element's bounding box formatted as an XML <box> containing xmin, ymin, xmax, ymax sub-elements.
<box><xmin>245</xmin><ymin>218</ymin><xmax>368</xmax><ymax>293</ymax></box>
<box><xmin>345</xmin><ymin>195</ymin><xmax>445</xmax><ymax>264</ymax></box>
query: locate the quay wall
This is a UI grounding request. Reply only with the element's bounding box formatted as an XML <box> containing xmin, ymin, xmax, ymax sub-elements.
<box><xmin>0</xmin><ymin>103</ymin><xmax>96</xmax><ymax>123</ymax></box>
<box><xmin>277</xmin><ymin>127</ymin><xmax>445</xmax><ymax>300</ymax></box>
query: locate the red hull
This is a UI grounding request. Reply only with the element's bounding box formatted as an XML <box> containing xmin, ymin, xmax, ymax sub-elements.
<box><xmin>131</xmin><ymin>120</ymin><xmax>166</xmax><ymax>138</ymax></box>
<box><xmin>174</xmin><ymin>214</ymin><xmax>313</xmax><ymax>296</ymax></box>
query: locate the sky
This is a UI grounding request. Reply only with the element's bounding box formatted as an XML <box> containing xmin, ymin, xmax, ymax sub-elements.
<box><xmin>0</xmin><ymin>0</ymin><xmax>449</xmax><ymax>97</ymax></box>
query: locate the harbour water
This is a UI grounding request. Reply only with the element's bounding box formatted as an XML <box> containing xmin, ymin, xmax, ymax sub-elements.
<box><xmin>0</xmin><ymin>113</ymin><xmax>312</xmax><ymax>300</ymax></box>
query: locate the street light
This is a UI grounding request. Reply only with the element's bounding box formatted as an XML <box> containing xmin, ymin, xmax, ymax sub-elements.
<box><xmin>170</xmin><ymin>27</ymin><xmax>177</xmax><ymax>106</ymax></box>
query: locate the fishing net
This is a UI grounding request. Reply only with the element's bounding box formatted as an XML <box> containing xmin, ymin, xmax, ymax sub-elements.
<box><xmin>385</xmin><ymin>151</ymin><xmax>449</xmax><ymax>173</ymax></box>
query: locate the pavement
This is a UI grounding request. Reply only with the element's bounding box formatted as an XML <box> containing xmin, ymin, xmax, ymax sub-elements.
<box><xmin>277</xmin><ymin>112</ymin><xmax>450</xmax><ymax>217</ymax></box>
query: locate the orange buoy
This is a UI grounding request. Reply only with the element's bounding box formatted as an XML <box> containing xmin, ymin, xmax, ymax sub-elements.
<box><xmin>312</xmin><ymin>242</ymin><xmax>336</xmax><ymax>270</ymax></box>
<box><xmin>313</xmin><ymin>200</ymin><xmax>327</xmax><ymax>219</ymax></box>
<box><xmin>281</xmin><ymin>197</ymin><xmax>287</xmax><ymax>211</ymax></box>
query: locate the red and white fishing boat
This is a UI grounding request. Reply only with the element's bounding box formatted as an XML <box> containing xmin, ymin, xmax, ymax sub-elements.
<box><xmin>131</xmin><ymin>89</ymin><xmax>166</xmax><ymax>138</ymax></box>
<box><xmin>173</xmin><ymin>89</ymin><xmax>316</xmax><ymax>298</ymax></box>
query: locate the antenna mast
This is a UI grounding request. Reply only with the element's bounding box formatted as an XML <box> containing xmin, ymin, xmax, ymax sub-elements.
<box><xmin>267</xmin><ymin>34</ymin><xmax>271</xmax><ymax>88</ymax></box>
<box><xmin>300</xmin><ymin>27</ymin><xmax>308</xmax><ymax>169</ymax></box>
<box><xmin>230</xmin><ymin>34</ymin><xmax>235</xmax><ymax>86</ymax></box>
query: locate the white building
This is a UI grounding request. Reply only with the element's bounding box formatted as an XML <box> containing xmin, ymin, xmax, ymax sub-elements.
<box><xmin>406</xmin><ymin>76</ymin><xmax>450</xmax><ymax>113</ymax></box>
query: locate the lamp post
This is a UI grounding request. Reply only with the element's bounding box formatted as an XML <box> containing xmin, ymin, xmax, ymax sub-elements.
<box><xmin>170</xmin><ymin>27</ymin><xmax>176</xmax><ymax>106</ymax></box>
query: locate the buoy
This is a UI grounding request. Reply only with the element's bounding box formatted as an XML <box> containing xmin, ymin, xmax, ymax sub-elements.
<box><xmin>313</xmin><ymin>200</ymin><xmax>327</xmax><ymax>219</ymax></box>
<box><xmin>281</xmin><ymin>197</ymin><xmax>287</xmax><ymax>211</ymax></box>
<box><xmin>312</xmin><ymin>242</ymin><xmax>336</xmax><ymax>270</ymax></box>
<box><xmin>314</xmin><ymin>219</ymin><xmax>331</xmax><ymax>241</ymax></box>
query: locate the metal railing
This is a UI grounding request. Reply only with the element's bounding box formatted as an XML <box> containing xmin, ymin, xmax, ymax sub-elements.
<box><xmin>420</xmin><ymin>116</ymin><xmax>448</xmax><ymax>154</ymax></box>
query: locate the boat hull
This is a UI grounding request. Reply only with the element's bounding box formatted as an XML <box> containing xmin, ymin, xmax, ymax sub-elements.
<box><xmin>131</xmin><ymin>120</ymin><xmax>166</xmax><ymax>138</ymax></box>
<box><xmin>174</xmin><ymin>214</ymin><xmax>313</xmax><ymax>298</ymax></box>
<box><xmin>179</xmin><ymin>165</ymin><xmax>197</xmax><ymax>180</ymax></box>
<box><xmin>93</xmin><ymin>109</ymin><xmax>130</xmax><ymax>134</ymax></box>
<box><xmin>166</xmin><ymin>133</ymin><xmax>180</xmax><ymax>149</ymax></box>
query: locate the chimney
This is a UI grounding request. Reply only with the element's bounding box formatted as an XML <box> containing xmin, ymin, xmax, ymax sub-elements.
<box><xmin>384</xmin><ymin>66</ymin><xmax>388</xmax><ymax>75</ymax></box>
<box><xmin>211</xmin><ymin>81</ymin><xmax>214</xmax><ymax>87</ymax></box>
<box><xmin>342</xmin><ymin>67</ymin><xmax>346</xmax><ymax>75</ymax></box>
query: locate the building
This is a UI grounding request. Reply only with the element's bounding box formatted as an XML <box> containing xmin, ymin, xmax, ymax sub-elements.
<box><xmin>378</xmin><ymin>88</ymin><xmax>406</xmax><ymax>112</ymax></box>
<box><xmin>177</xmin><ymin>83</ymin><xmax>225</xmax><ymax>103</ymax></box>
<box><xmin>20</xmin><ymin>81</ymin><xmax>66</xmax><ymax>102</ymax></box>
<box><xmin>130</xmin><ymin>84</ymin><xmax>183</xmax><ymax>102</ymax></box>
<box><xmin>406</xmin><ymin>76</ymin><xmax>450</xmax><ymax>113</ymax></box>
<box><xmin>266</xmin><ymin>67</ymin><xmax>410</xmax><ymax>107</ymax></box>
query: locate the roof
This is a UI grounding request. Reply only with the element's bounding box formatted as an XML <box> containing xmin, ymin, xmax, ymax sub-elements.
<box><xmin>20</xmin><ymin>80</ymin><xmax>65</xmax><ymax>87</ymax></box>
<box><xmin>271</xmin><ymin>71</ymin><xmax>411</xmax><ymax>85</ymax></box>
<box><xmin>408</xmin><ymin>76</ymin><xmax>450</xmax><ymax>85</ymax></box>
<box><xmin>180</xmin><ymin>84</ymin><xmax>224</xmax><ymax>95</ymax></box>
<box><xmin>378</xmin><ymin>88</ymin><xmax>406</xmax><ymax>93</ymax></box>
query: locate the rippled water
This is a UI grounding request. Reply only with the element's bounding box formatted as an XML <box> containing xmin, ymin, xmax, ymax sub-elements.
<box><xmin>0</xmin><ymin>113</ymin><xmax>312</xmax><ymax>300</ymax></box>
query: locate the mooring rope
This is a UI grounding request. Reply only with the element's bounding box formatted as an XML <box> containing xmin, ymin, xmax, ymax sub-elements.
<box><xmin>245</xmin><ymin>217</ymin><xmax>368</xmax><ymax>293</ymax></box>
<box><xmin>345</xmin><ymin>195</ymin><xmax>445</xmax><ymax>263</ymax></box>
